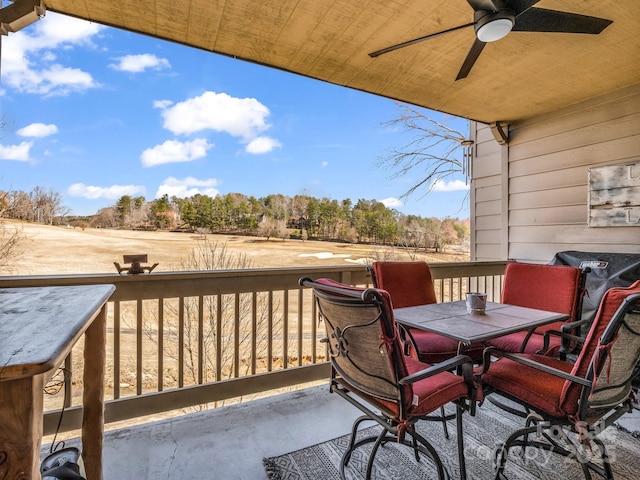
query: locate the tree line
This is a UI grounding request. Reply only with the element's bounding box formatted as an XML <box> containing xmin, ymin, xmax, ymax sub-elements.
<box><xmin>90</xmin><ymin>192</ymin><xmax>468</xmax><ymax>252</ymax></box>
<box><xmin>0</xmin><ymin>187</ymin><xmax>68</xmax><ymax>225</ymax></box>
<box><xmin>0</xmin><ymin>187</ymin><xmax>468</xmax><ymax>252</ymax></box>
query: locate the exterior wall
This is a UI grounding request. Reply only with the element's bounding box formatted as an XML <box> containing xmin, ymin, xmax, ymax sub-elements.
<box><xmin>471</xmin><ymin>83</ymin><xmax>640</xmax><ymax>263</ymax></box>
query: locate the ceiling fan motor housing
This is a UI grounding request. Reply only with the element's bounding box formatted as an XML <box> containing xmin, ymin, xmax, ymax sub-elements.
<box><xmin>474</xmin><ymin>2</ymin><xmax>515</xmax><ymax>42</ymax></box>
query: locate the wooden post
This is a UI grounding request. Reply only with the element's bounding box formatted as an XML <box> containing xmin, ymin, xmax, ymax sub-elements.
<box><xmin>81</xmin><ymin>304</ymin><xmax>107</xmax><ymax>480</ymax></box>
<box><xmin>0</xmin><ymin>375</ymin><xmax>44</xmax><ymax>479</ymax></box>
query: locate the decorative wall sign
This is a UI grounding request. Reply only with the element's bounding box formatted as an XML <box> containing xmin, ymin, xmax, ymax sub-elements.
<box><xmin>588</xmin><ymin>162</ymin><xmax>640</xmax><ymax>227</ymax></box>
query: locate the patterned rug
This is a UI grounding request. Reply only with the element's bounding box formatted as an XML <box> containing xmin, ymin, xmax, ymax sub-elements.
<box><xmin>263</xmin><ymin>398</ymin><xmax>639</xmax><ymax>479</ymax></box>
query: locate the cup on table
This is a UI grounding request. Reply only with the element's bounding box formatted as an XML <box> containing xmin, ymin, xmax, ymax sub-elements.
<box><xmin>466</xmin><ymin>292</ymin><xmax>487</xmax><ymax>314</ymax></box>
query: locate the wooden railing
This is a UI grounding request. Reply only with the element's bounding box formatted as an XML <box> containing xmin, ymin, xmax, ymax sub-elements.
<box><xmin>0</xmin><ymin>261</ymin><xmax>508</xmax><ymax>434</ymax></box>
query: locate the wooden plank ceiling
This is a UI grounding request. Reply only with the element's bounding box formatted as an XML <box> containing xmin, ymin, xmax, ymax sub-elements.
<box><xmin>43</xmin><ymin>0</ymin><xmax>640</xmax><ymax>123</ymax></box>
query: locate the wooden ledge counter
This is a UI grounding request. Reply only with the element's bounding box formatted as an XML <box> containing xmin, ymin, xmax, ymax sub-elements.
<box><xmin>0</xmin><ymin>284</ymin><xmax>115</xmax><ymax>480</ymax></box>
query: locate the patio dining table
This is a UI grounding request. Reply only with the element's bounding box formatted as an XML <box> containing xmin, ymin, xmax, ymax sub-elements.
<box><xmin>393</xmin><ymin>300</ymin><xmax>569</xmax><ymax>346</ymax></box>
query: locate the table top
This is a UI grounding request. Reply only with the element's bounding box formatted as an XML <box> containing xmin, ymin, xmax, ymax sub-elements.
<box><xmin>0</xmin><ymin>284</ymin><xmax>115</xmax><ymax>381</ymax></box>
<box><xmin>393</xmin><ymin>300</ymin><xmax>569</xmax><ymax>344</ymax></box>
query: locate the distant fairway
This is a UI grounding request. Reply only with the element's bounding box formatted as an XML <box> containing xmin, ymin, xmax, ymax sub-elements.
<box><xmin>3</xmin><ymin>220</ymin><xmax>468</xmax><ymax>276</ymax></box>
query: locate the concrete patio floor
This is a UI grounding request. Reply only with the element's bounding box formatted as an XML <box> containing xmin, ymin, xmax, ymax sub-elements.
<box><xmin>43</xmin><ymin>383</ymin><xmax>640</xmax><ymax>480</ymax></box>
<box><xmin>44</xmin><ymin>384</ymin><xmax>360</xmax><ymax>479</ymax></box>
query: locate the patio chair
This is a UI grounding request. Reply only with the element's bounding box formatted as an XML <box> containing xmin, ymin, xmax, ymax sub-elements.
<box><xmin>369</xmin><ymin>261</ymin><xmax>485</xmax><ymax>364</ymax></box>
<box><xmin>300</xmin><ymin>276</ymin><xmax>476</xmax><ymax>480</ymax></box>
<box><xmin>488</xmin><ymin>262</ymin><xmax>586</xmax><ymax>356</ymax></box>
<box><xmin>477</xmin><ymin>280</ymin><xmax>640</xmax><ymax>480</ymax></box>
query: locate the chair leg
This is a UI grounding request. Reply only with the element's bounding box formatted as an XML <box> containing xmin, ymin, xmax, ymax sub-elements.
<box><xmin>494</xmin><ymin>420</ymin><xmax>615</xmax><ymax>480</ymax></box>
<box><xmin>494</xmin><ymin>424</ymin><xmax>539</xmax><ymax>480</ymax></box>
<box><xmin>408</xmin><ymin>428</ymin><xmax>449</xmax><ymax>480</ymax></box>
<box><xmin>440</xmin><ymin>405</ymin><xmax>450</xmax><ymax>439</ymax></box>
<box><xmin>340</xmin><ymin>418</ymin><xmax>450</xmax><ymax>480</ymax></box>
<box><xmin>365</xmin><ymin>428</ymin><xmax>387</xmax><ymax>480</ymax></box>
<box><xmin>487</xmin><ymin>392</ymin><xmax>530</xmax><ymax>418</ymax></box>
<box><xmin>456</xmin><ymin>405</ymin><xmax>467</xmax><ymax>480</ymax></box>
<box><xmin>342</xmin><ymin>415</ymin><xmax>372</xmax><ymax>465</ymax></box>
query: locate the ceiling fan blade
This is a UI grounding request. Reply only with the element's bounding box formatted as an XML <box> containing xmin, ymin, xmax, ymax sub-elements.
<box><xmin>369</xmin><ymin>22</ymin><xmax>474</xmax><ymax>57</ymax></box>
<box><xmin>513</xmin><ymin>7</ymin><xmax>613</xmax><ymax>34</ymax></box>
<box><xmin>466</xmin><ymin>0</ymin><xmax>497</xmax><ymax>11</ymax></box>
<box><xmin>456</xmin><ymin>38</ymin><xmax>487</xmax><ymax>80</ymax></box>
<box><xmin>509</xmin><ymin>0</ymin><xmax>541</xmax><ymax>16</ymax></box>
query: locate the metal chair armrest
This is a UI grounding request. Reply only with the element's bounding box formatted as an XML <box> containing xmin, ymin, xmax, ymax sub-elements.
<box><xmin>482</xmin><ymin>347</ymin><xmax>591</xmax><ymax>387</ymax></box>
<box><xmin>539</xmin><ymin>327</ymin><xmax>586</xmax><ymax>358</ymax></box>
<box><xmin>560</xmin><ymin>317</ymin><xmax>590</xmax><ymax>335</ymax></box>
<box><xmin>396</xmin><ymin>323</ymin><xmax>420</xmax><ymax>358</ymax></box>
<box><xmin>400</xmin><ymin>354</ymin><xmax>473</xmax><ymax>385</ymax></box>
<box><xmin>541</xmin><ymin>328</ymin><xmax>584</xmax><ymax>349</ymax></box>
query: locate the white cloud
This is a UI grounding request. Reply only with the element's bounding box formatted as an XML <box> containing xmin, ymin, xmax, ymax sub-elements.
<box><xmin>140</xmin><ymin>138</ymin><xmax>212</xmax><ymax>167</ymax></box>
<box><xmin>154</xmin><ymin>99</ymin><xmax>173</xmax><ymax>109</ymax></box>
<box><xmin>380</xmin><ymin>197</ymin><xmax>403</xmax><ymax>208</ymax></box>
<box><xmin>245</xmin><ymin>136</ymin><xmax>282</xmax><ymax>154</ymax></box>
<box><xmin>159</xmin><ymin>91</ymin><xmax>274</xmax><ymax>140</ymax></box>
<box><xmin>431</xmin><ymin>179</ymin><xmax>470</xmax><ymax>192</ymax></box>
<box><xmin>0</xmin><ymin>142</ymin><xmax>33</xmax><ymax>161</ymax></box>
<box><xmin>156</xmin><ymin>176</ymin><xmax>220</xmax><ymax>199</ymax></box>
<box><xmin>17</xmin><ymin>123</ymin><xmax>59</xmax><ymax>138</ymax></box>
<box><xmin>1</xmin><ymin>12</ymin><xmax>102</xmax><ymax>95</ymax></box>
<box><xmin>67</xmin><ymin>183</ymin><xmax>146</xmax><ymax>200</ymax></box>
<box><xmin>110</xmin><ymin>54</ymin><xmax>171</xmax><ymax>73</ymax></box>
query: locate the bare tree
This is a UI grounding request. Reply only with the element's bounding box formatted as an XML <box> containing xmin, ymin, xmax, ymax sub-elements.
<box><xmin>379</xmin><ymin>103</ymin><xmax>471</xmax><ymax>201</ymax></box>
<box><xmin>144</xmin><ymin>239</ymin><xmax>282</xmax><ymax>408</ymax></box>
<box><xmin>257</xmin><ymin>217</ymin><xmax>287</xmax><ymax>240</ymax></box>
<box><xmin>0</xmin><ymin>190</ymin><xmax>26</xmax><ymax>271</ymax></box>
<box><xmin>0</xmin><ymin>220</ymin><xmax>25</xmax><ymax>271</ymax></box>
<box><xmin>91</xmin><ymin>207</ymin><xmax>119</xmax><ymax>228</ymax></box>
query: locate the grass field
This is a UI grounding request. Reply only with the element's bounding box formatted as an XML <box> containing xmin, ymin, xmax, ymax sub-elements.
<box><xmin>3</xmin><ymin>220</ymin><xmax>468</xmax><ymax>276</ymax></box>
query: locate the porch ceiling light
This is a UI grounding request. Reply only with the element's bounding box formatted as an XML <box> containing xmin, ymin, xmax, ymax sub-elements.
<box><xmin>475</xmin><ymin>10</ymin><xmax>515</xmax><ymax>43</ymax></box>
<box><xmin>1</xmin><ymin>0</ymin><xmax>45</xmax><ymax>36</ymax></box>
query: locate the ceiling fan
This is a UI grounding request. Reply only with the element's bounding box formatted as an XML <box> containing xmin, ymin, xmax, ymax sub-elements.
<box><xmin>368</xmin><ymin>0</ymin><xmax>612</xmax><ymax>80</ymax></box>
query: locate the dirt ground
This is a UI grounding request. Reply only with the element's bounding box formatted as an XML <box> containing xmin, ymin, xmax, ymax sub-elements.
<box><xmin>3</xmin><ymin>220</ymin><xmax>468</xmax><ymax>276</ymax></box>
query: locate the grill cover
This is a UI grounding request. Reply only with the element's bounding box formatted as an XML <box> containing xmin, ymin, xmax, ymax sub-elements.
<box><xmin>550</xmin><ymin>251</ymin><xmax>640</xmax><ymax>325</ymax></box>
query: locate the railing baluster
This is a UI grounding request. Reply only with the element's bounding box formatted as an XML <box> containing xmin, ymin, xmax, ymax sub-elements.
<box><xmin>158</xmin><ymin>298</ymin><xmax>164</xmax><ymax>392</ymax></box>
<box><xmin>267</xmin><ymin>291</ymin><xmax>273</xmax><ymax>372</ymax></box>
<box><xmin>216</xmin><ymin>294</ymin><xmax>222</xmax><ymax>382</ymax></box>
<box><xmin>113</xmin><ymin>300</ymin><xmax>121</xmax><ymax>400</ymax></box>
<box><xmin>283</xmin><ymin>290</ymin><xmax>289</xmax><ymax>369</ymax></box>
<box><xmin>178</xmin><ymin>297</ymin><xmax>184</xmax><ymax>388</ymax></box>
<box><xmin>198</xmin><ymin>295</ymin><xmax>204</xmax><ymax>385</ymax></box>
<box><xmin>136</xmin><ymin>299</ymin><xmax>143</xmax><ymax>396</ymax></box>
<box><xmin>234</xmin><ymin>294</ymin><xmax>240</xmax><ymax>378</ymax></box>
<box><xmin>64</xmin><ymin>355</ymin><xmax>72</xmax><ymax>407</ymax></box>
<box><xmin>311</xmin><ymin>290</ymin><xmax>318</xmax><ymax>363</ymax></box>
<box><xmin>251</xmin><ymin>292</ymin><xmax>257</xmax><ymax>375</ymax></box>
<box><xmin>297</xmin><ymin>288</ymin><xmax>303</xmax><ymax>367</ymax></box>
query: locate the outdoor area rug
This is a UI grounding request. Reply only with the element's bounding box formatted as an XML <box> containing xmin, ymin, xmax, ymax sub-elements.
<box><xmin>263</xmin><ymin>397</ymin><xmax>639</xmax><ymax>479</ymax></box>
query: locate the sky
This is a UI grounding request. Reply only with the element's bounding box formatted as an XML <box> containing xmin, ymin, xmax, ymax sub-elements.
<box><xmin>0</xmin><ymin>11</ymin><xmax>471</xmax><ymax>219</ymax></box>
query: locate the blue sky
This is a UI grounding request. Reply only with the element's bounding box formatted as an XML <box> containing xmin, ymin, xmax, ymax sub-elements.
<box><xmin>1</xmin><ymin>12</ymin><xmax>470</xmax><ymax>218</ymax></box>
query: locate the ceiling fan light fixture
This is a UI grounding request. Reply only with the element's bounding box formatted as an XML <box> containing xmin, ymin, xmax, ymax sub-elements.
<box><xmin>475</xmin><ymin>11</ymin><xmax>515</xmax><ymax>43</ymax></box>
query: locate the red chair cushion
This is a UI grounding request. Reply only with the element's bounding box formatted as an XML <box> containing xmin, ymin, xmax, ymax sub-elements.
<box><xmin>488</xmin><ymin>323</ymin><xmax>564</xmax><ymax>355</ymax></box>
<box><xmin>481</xmin><ymin>354</ymin><xmax>573</xmax><ymax>418</ymax></box>
<box><xmin>410</xmin><ymin>328</ymin><xmax>485</xmax><ymax>363</ymax></box>
<box><xmin>561</xmin><ymin>280</ymin><xmax>640</xmax><ymax>413</ymax></box>
<box><xmin>501</xmin><ymin>263</ymin><xmax>581</xmax><ymax>322</ymax></box>
<box><xmin>404</xmin><ymin>356</ymin><xmax>470</xmax><ymax>417</ymax></box>
<box><xmin>484</xmin><ymin>281</ymin><xmax>640</xmax><ymax>419</ymax></box>
<box><xmin>489</xmin><ymin>263</ymin><xmax>582</xmax><ymax>354</ymax></box>
<box><xmin>371</xmin><ymin>262</ymin><xmax>437</xmax><ymax>308</ymax></box>
<box><xmin>371</xmin><ymin>262</ymin><xmax>486</xmax><ymax>361</ymax></box>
